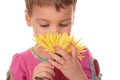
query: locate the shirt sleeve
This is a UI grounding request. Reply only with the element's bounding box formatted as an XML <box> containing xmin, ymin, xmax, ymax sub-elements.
<box><xmin>7</xmin><ymin>53</ymin><xmax>27</xmax><ymax>80</ymax></box>
<box><xmin>80</xmin><ymin>48</ymin><xmax>102</xmax><ymax>80</ymax></box>
<box><xmin>89</xmin><ymin>58</ymin><xmax>102</xmax><ymax>80</ymax></box>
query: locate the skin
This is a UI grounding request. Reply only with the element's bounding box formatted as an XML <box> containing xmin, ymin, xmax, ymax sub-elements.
<box><xmin>25</xmin><ymin>6</ymin><xmax>88</xmax><ymax>80</ymax></box>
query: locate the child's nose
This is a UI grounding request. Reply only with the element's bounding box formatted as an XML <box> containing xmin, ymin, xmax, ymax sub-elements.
<box><xmin>50</xmin><ymin>26</ymin><xmax>60</xmax><ymax>33</ymax></box>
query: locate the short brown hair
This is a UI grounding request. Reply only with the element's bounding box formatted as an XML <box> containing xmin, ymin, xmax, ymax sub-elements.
<box><xmin>25</xmin><ymin>0</ymin><xmax>77</xmax><ymax>16</ymax></box>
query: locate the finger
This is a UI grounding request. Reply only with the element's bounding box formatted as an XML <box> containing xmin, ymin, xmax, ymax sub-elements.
<box><xmin>70</xmin><ymin>44</ymin><xmax>77</xmax><ymax>58</ymax></box>
<box><xmin>48</xmin><ymin>59</ymin><xmax>62</xmax><ymax>69</ymax></box>
<box><xmin>38</xmin><ymin>62</ymin><xmax>54</xmax><ymax>69</ymax></box>
<box><xmin>34</xmin><ymin>71</ymin><xmax>53</xmax><ymax>80</ymax></box>
<box><xmin>43</xmin><ymin>78</ymin><xmax>50</xmax><ymax>80</ymax></box>
<box><xmin>54</xmin><ymin>46</ymin><xmax>71</xmax><ymax>61</ymax></box>
<box><xmin>34</xmin><ymin>76</ymin><xmax>43</xmax><ymax>80</ymax></box>
<box><xmin>39</xmin><ymin>67</ymin><xmax>55</xmax><ymax>76</ymax></box>
<box><xmin>49</xmin><ymin>52</ymin><xmax>65</xmax><ymax>65</ymax></box>
<box><xmin>35</xmin><ymin>63</ymin><xmax>55</xmax><ymax>77</ymax></box>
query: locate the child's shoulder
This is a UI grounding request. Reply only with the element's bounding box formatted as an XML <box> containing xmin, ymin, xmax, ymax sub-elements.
<box><xmin>11</xmin><ymin>49</ymin><xmax>31</xmax><ymax>61</ymax></box>
<box><xmin>7</xmin><ymin>48</ymin><xmax>38</xmax><ymax>80</ymax></box>
<box><xmin>9</xmin><ymin>49</ymin><xmax>32</xmax><ymax>68</ymax></box>
<box><xmin>11</xmin><ymin>48</ymin><xmax>38</xmax><ymax>66</ymax></box>
<box><xmin>80</xmin><ymin>48</ymin><xmax>102</xmax><ymax>80</ymax></box>
<box><xmin>7</xmin><ymin>49</ymin><xmax>31</xmax><ymax>79</ymax></box>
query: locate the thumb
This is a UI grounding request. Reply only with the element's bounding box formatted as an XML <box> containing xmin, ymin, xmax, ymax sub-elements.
<box><xmin>70</xmin><ymin>43</ymin><xmax>77</xmax><ymax>58</ymax></box>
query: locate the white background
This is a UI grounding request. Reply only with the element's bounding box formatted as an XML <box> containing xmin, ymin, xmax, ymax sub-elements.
<box><xmin>0</xmin><ymin>0</ymin><xmax>120</xmax><ymax>80</ymax></box>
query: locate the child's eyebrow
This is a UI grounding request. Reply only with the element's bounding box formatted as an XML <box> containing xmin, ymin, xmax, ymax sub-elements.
<box><xmin>35</xmin><ymin>18</ymin><xmax>48</xmax><ymax>22</ymax></box>
<box><xmin>61</xmin><ymin>18</ymin><xmax>72</xmax><ymax>22</ymax></box>
<box><xmin>35</xmin><ymin>18</ymin><xmax>72</xmax><ymax>22</ymax></box>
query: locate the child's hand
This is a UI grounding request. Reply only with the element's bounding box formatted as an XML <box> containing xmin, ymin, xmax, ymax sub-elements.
<box><xmin>32</xmin><ymin>62</ymin><xmax>55</xmax><ymax>80</ymax></box>
<box><xmin>48</xmin><ymin>44</ymin><xmax>88</xmax><ymax>80</ymax></box>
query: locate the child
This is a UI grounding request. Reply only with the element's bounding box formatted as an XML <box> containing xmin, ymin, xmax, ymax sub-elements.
<box><xmin>7</xmin><ymin>0</ymin><xmax>101</xmax><ymax>80</ymax></box>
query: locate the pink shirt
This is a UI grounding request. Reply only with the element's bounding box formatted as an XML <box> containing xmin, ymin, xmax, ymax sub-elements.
<box><xmin>7</xmin><ymin>48</ymin><xmax>100</xmax><ymax>80</ymax></box>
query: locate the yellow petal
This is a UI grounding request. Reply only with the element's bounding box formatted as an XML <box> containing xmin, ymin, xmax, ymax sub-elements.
<box><xmin>33</xmin><ymin>32</ymin><xmax>86</xmax><ymax>61</ymax></box>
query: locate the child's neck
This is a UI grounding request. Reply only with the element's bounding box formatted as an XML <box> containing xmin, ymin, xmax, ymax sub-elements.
<box><xmin>33</xmin><ymin>45</ymin><xmax>51</xmax><ymax>59</ymax></box>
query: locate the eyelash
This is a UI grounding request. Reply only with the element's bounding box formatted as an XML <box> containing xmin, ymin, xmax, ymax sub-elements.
<box><xmin>40</xmin><ymin>24</ymin><xmax>49</xmax><ymax>27</ymax></box>
<box><xmin>40</xmin><ymin>24</ymin><xmax>69</xmax><ymax>27</ymax></box>
<box><xmin>59</xmin><ymin>24</ymin><xmax>69</xmax><ymax>27</ymax></box>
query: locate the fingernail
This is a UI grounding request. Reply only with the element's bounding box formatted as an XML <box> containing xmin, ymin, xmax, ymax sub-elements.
<box><xmin>53</xmin><ymin>59</ymin><xmax>56</xmax><ymax>62</ymax></box>
<box><xmin>49</xmin><ymin>52</ymin><xmax>51</xmax><ymax>54</ymax></box>
<box><xmin>54</xmin><ymin>46</ymin><xmax>59</xmax><ymax>49</ymax></box>
<box><xmin>35</xmin><ymin>76</ymin><xmax>43</xmax><ymax>80</ymax></box>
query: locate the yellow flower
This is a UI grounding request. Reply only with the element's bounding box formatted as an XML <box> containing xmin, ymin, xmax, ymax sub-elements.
<box><xmin>33</xmin><ymin>33</ymin><xmax>86</xmax><ymax>60</ymax></box>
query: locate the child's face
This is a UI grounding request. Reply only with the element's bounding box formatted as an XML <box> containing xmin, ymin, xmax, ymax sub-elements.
<box><xmin>25</xmin><ymin>6</ymin><xmax>74</xmax><ymax>35</ymax></box>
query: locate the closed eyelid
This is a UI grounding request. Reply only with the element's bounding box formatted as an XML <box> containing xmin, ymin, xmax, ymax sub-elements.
<box><xmin>60</xmin><ymin>21</ymin><xmax>72</xmax><ymax>25</ymax></box>
<box><xmin>36</xmin><ymin>19</ymin><xmax>49</xmax><ymax>25</ymax></box>
<box><xmin>35</xmin><ymin>18</ymin><xmax>49</xmax><ymax>24</ymax></box>
<box><xmin>60</xmin><ymin>19</ymin><xmax>72</xmax><ymax>24</ymax></box>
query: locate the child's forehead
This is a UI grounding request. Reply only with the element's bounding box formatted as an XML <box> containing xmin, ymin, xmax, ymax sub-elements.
<box><xmin>32</xmin><ymin>5</ymin><xmax>74</xmax><ymax>11</ymax></box>
<box><xmin>32</xmin><ymin>4</ymin><xmax>75</xmax><ymax>12</ymax></box>
<box><xmin>32</xmin><ymin>6</ymin><xmax>74</xmax><ymax>17</ymax></box>
<box><xmin>30</xmin><ymin>6</ymin><xmax>74</xmax><ymax>22</ymax></box>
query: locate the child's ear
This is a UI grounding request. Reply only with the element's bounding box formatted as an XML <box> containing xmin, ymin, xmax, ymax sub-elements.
<box><xmin>25</xmin><ymin>10</ymin><xmax>31</xmax><ymax>27</ymax></box>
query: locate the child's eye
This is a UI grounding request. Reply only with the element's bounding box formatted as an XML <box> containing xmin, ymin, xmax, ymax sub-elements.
<box><xmin>59</xmin><ymin>24</ymin><xmax>68</xmax><ymax>27</ymax></box>
<box><xmin>40</xmin><ymin>24</ymin><xmax>49</xmax><ymax>27</ymax></box>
